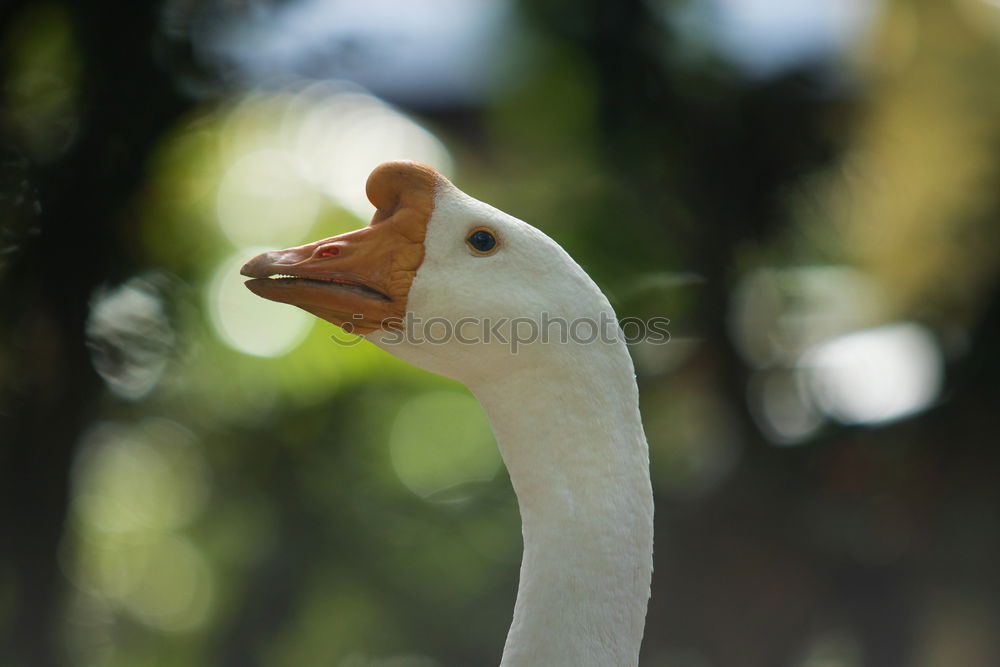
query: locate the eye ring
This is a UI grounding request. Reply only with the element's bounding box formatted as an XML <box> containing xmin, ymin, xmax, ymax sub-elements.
<box><xmin>466</xmin><ymin>226</ymin><xmax>499</xmax><ymax>255</ymax></box>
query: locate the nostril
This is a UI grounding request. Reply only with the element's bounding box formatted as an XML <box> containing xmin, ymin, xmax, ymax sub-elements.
<box><xmin>318</xmin><ymin>246</ymin><xmax>340</xmax><ymax>258</ymax></box>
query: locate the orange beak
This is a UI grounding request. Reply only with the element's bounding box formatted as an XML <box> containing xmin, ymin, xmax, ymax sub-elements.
<box><xmin>240</xmin><ymin>161</ymin><xmax>440</xmax><ymax>335</ymax></box>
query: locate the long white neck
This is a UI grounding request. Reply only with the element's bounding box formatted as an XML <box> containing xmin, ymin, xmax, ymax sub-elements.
<box><xmin>470</xmin><ymin>339</ymin><xmax>654</xmax><ymax>667</ymax></box>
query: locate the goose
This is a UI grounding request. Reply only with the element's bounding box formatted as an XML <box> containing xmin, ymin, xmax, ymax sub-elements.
<box><xmin>241</xmin><ymin>161</ymin><xmax>654</xmax><ymax>666</ymax></box>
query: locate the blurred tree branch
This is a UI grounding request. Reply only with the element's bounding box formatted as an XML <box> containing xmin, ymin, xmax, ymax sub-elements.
<box><xmin>0</xmin><ymin>2</ymin><xmax>191</xmax><ymax>664</ymax></box>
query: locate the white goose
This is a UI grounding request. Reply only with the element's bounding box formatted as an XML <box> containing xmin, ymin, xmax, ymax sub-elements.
<box><xmin>242</xmin><ymin>161</ymin><xmax>654</xmax><ymax>667</ymax></box>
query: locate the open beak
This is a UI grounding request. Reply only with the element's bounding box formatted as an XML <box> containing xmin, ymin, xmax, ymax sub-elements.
<box><xmin>240</xmin><ymin>161</ymin><xmax>439</xmax><ymax>335</ymax></box>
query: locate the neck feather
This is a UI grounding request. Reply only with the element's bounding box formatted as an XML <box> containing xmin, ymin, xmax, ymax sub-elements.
<box><xmin>470</xmin><ymin>339</ymin><xmax>654</xmax><ymax>667</ymax></box>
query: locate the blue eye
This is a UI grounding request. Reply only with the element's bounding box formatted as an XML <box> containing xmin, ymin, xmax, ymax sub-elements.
<box><xmin>467</xmin><ymin>228</ymin><xmax>497</xmax><ymax>254</ymax></box>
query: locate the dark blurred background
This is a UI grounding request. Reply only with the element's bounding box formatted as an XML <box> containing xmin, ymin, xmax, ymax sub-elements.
<box><xmin>2</xmin><ymin>1</ymin><xmax>1000</xmax><ymax>665</ymax></box>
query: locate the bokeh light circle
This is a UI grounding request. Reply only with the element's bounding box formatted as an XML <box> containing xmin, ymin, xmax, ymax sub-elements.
<box><xmin>207</xmin><ymin>247</ymin><xmax>314</xmax><ymax>358</ymax></box>
<box><xmin>216</xmin><ymin>148</ymin><xmax>321</xmax><ymax>247</ymax></box>
<box><xmin>389</xmin><ymin>391</ymin><xmax>500</xmax><ymax>499</ymax></box>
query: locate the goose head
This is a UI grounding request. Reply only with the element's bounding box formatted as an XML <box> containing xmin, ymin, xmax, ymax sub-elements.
<box><xmin>241</xmin><ymin>160</ymin><xmax>617</xmax><ymax>385</ymax></box>
<box><xmin>241</xmin><ymin>161</ymin><xmax>653</xmax><ymax>666</ymax></box>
